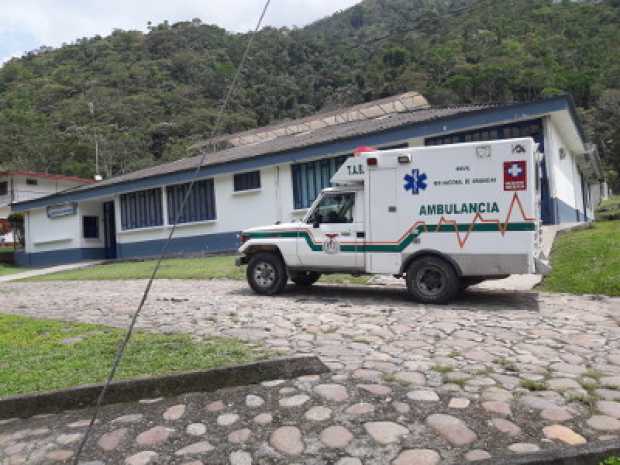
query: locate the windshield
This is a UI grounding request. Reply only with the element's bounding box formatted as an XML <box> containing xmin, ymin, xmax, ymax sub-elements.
<box><xmin>307</xmin><ymin>193</ymin><xmax>355</xmax><ymax>224</ymax></box>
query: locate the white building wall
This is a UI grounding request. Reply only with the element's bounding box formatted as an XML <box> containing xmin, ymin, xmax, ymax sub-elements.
<box><xmin>25</xmin><ymin>207</ymin><xmax>81</xmax><ymax>253</ymax></box>
<box><xmin>544</xmin><ymin>118</ymin><xmax>584</xmax><ymax>222</ymax></box>
<box><xmin>9</xmin><ymin>176</ymin><xmax>87</xmax><ymax>205</ymax></box>
<box><xmin>2</xmin><ymin>174</ymin><xmax>91</xmax><ymax>244</ymax></box>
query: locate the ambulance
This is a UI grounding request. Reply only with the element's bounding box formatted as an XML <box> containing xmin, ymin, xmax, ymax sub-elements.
<box><xmin>236</xmin><ymin>138</ymin><xmax>550</xmax><ymax>304</ymax></box>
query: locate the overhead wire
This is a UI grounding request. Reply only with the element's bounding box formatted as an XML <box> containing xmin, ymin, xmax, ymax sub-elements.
<box><xmin>70</xmin><ymin>1</ymin><xmax>272</xmax><ymax>463</ymax></box>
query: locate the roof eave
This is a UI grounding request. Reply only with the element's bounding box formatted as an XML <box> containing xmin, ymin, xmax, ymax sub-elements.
<box><xmin>11</xmin><ymin>95</ymin><xmax>586</xmax><ymax>212</ymax></box>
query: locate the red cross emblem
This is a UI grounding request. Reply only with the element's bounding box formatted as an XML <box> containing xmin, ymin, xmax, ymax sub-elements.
<box><xmin>504</xmin><ymin>160</ymin><xmax>527</xmax><ymax>191</ymax></box>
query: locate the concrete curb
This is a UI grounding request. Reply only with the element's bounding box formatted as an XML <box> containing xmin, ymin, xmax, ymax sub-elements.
<box><xmin>0</xmin><ymin>355</ymin><xmax>329</xmax><ymax>419</ymax></box>
<box><xmin>480</xmin><ymin>440</ymin><xmax>620</xmax><ymax>465</ymax></box>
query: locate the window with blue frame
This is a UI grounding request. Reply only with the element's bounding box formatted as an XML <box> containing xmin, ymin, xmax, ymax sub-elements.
<box><xmin>167</xmin><ymin>178</ymin><xmax>216</xmax><ymax>224</ymax></box>
<box><xmin>292</xmin><ymin>156</ymin><xmax>348</xmax><ymax>210</ymax></box>
<box><xmin>120</xmin><ymin>188</ymin><xmax>163</xmax><ymax>230</ymax></box>
<box><xmin>82</xmin><ymin>216</ymin><xmax>99</xmax><ymax>239</ymax></box>
<box><xmin>425</xmin><ymin>119</ymin><xmax>544</xmax><ymax>152</ymax></box>
<box><xmin>234</xmin><ymin>170</ymin><xmax>261</xmax><ymax>192</ymax></box>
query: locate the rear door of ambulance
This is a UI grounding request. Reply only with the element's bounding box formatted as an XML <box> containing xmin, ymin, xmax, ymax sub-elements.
<box><xmin>499</xmin><ymin>139</ymin><xmax>539</xmax><ymax>273</ymax></box>
<box><xmin>365</xmin><ymin>155</ymin><xmax>402</xmax><ymax>274</ymax></box>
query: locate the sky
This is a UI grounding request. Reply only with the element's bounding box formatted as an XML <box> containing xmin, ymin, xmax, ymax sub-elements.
<box><xmin>0</xmin><ymin>0</ymin><xmax>361</xmax><ymax>64</ymax></box>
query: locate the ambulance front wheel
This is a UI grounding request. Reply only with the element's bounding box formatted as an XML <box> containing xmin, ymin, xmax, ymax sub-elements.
<box><xmin>247</xmin><ymin>252</ymin><xmax>288</xmax><ymax>296</ymax></box>
<box><xmin>290</xmin><ymin>271</ymin><xmax>321</xmax><ymax>287</ymax></box>
<box><xmin>406</xmin><ymin>256</ymin><xmax>459</xmax><ymax>304</ymax></box>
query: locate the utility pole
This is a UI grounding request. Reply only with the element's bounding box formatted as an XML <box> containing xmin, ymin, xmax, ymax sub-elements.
<box><xmin>89</xmin><ymin>102</ymin><xmax>102</xmax><ymax>181</ymax></box>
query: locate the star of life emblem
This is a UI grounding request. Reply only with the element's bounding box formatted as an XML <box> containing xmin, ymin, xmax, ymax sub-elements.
<box><xmin>404</xmin><ymin>169</ymin><xmax>428</xmax><ymax>195</ymax></box>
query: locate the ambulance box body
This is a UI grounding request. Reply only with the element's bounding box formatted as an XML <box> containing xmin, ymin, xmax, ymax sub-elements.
<box><xmin>237</xmin><ymin>138</ymin><xmax>548</xmax><ymax>304</ymax></box>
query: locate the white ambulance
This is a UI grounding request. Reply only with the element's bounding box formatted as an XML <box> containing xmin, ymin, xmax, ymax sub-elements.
<box><xmin>236</xmin><ymin>138</ymin><xmax>550</xmax><ymax>303</ymax></box>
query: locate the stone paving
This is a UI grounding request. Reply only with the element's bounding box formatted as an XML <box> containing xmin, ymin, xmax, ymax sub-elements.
<box><xmin>1</xmin><ymin>279</ymin><xmax>620</xmax><ymax>464</ymax></box>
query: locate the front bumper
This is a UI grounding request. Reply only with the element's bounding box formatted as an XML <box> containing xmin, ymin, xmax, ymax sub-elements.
<box><xmin>235</xmin><ymin>256</ymin><xmax>249</xmax><ymax>267</ymax></box>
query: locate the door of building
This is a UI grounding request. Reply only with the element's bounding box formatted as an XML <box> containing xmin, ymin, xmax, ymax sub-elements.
<box><xmin>103</xmin><ymin>201</ymin><xmax>117</xmax><ymax>259</ymax></box>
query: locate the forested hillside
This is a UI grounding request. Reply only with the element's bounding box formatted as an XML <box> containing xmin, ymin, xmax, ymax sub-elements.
<box><xmin>0</xmin><ymin>0</ymin><xmax>619</xmax><ymax>188</ymax></box>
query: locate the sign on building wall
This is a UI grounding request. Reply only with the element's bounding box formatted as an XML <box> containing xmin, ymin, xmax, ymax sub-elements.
<box><xmin>47</xmin><ymin>202</ymin><xmax>77</xmax><ymax>219</ymax></box>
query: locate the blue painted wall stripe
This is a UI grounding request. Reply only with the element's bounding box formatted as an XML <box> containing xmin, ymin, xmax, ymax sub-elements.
<box><xmin>554</xmin><ymin>198</ymin><xmax>581</xmax><ymax>224</ymax></box>
<box><xmin>15</xmin><ymin>248</ymin><xmax>106</xmax><ymax>268</ymax></box>
<box><xmin>116</xmin><ymin>231</ymin><xmax>239</xmax><ymax>259</ymax></box>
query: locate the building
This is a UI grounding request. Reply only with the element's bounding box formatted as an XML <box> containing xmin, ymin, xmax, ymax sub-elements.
<box><xmin>0</xmin><ymin>171</ymin><xmax>93</xmax><ymax>245</ymax></box>
<box><xmin>11</xmin><ymin>92</ymin><xmax>604</xmax><ymax>267</ymax></box>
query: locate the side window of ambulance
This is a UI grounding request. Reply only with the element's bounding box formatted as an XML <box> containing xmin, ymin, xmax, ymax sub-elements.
<box><xmin>310</xmin><ymin>193</ymin><xmax>355</xmax><ymax>224</ymax></box>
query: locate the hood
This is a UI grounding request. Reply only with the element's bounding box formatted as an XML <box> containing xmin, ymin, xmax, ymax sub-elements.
<box><xmin>242</xmin><ymin>222</ymin><xmax>304</xmax><ymax>234</ymax></box>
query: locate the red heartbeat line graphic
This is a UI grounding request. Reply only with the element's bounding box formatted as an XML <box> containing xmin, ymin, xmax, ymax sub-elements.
<box><xmin>432</xmin><ymin>192</ymin><xmax>537</xmax><ymax>248</ymax></box>
<box><xmin>354</xmin><ymin>192</ymin><xmax>537</xmax><ymax>249</ymax></box>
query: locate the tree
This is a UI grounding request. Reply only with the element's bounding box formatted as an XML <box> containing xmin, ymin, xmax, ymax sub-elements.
<box><xmin>0</xmin><ymin>0</ymin><xmax>618</xmax><ymax>186</ymax></box>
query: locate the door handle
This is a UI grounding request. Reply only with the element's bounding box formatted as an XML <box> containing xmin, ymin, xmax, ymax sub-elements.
<box><xmin>356</xmin><ymin>231</ymin><xmax>365</xmax><ymax>239</ymax></box>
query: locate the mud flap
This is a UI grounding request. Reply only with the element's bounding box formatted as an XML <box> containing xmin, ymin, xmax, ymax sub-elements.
<box><xmin>534</xmin><ymin>256</ymin><xmax>551</xmax><ymax>276</ymax></box>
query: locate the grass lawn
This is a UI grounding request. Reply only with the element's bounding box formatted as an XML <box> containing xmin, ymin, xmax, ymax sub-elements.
<box><xmin>0</xmin><ymin>263</ymin><xmax>24</xmax><ymax>277</ymax></box>
<box><xmin>26</xmin><ymin>254</ymin><xmax>370</xmax><ymax>285</ymax></box>
<box><xmin>541</xmin><ymin>221</ymin><xmax>620</xmax><ymax>296</ymax></box>
<box><xmin>0</xmin><ymin>313</ymin><xmax>267</xmax><ymax>398</ymax></box>
<box><xmin>0</xmin><ymin>249</ymin><xmax>26</xmax><ymax>277</ymax></box>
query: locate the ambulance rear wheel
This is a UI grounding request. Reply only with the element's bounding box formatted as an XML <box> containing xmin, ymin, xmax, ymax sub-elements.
<box><xmin>406</xmin><ymin>256</ymin><xmax>459</xmax><ymax>304</ymax></box>
<box><xmin>290</xmin><ymin>271</ymin><xmax>321</xmax><ymax>287</ymax></box>
<box><xmin>247</xmin><ymin>252</ymin><xmax>288</xmax><ymax>296</ymax></box>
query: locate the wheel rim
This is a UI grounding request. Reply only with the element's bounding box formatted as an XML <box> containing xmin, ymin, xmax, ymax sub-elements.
<box><xmin>415</xmin><ymin>265</ymin><xmax>445</xmax><ymax>298</ymax></box>
<box><xmin>254</xmin><ymin>262</ymin><xmax>276</xmax><ymax>288</ymax></box>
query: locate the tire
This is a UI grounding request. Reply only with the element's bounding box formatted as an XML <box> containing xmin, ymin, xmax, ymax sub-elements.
<box><xmin>246</xmin><ymin>252</ymin><xmax>288</xmax><ymax>296</ymax></box>
<box><xmin>406</xmin><ymin>256</ymin><xmax>459</xmax><ymax>304</ymax></box>
<box><xmin>290</xmin><ymin>271</ymin><xmax>321</xmax><ymax>287</ymax></box>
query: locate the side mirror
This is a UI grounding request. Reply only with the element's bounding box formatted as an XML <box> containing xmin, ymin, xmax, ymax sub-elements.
<box><xmin>309</xmin><ymin>213</ymin><xmax>320</xmax><ymax>228</ymax></box>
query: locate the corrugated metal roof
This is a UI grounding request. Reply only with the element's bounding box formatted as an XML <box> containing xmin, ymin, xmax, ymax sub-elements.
<box><xmin>75</xmin><ymin>103</ymin><xmax>497</xmax><ymax>192</ymax></box>
<box><xmin>196</xmin><ymin>91</ymin><xmax>430</xmax><ymax>149</ymax></box>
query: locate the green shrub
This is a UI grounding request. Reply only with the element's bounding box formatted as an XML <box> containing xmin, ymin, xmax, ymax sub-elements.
<box><xmin>596</xmin><ymin>196</ymin><xmax>620</xmax><ymax>222</ymax></box>
<box><xmin>600</xmin><ymin>456</ymin><xmax>620</xmax><ymax>465</ymax></box>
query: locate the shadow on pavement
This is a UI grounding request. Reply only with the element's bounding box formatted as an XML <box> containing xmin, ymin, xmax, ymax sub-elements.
<box><xmin>230</xmin><ymin>282</ymin><xmax>541</xmax><ymax>312</ymax></box>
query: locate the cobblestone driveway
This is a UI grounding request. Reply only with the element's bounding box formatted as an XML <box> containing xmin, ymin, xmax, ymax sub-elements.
<box><xmin>1</xmin><ymin>280</ymin><xmax>620</xmax><ymax>465</ymax></box>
